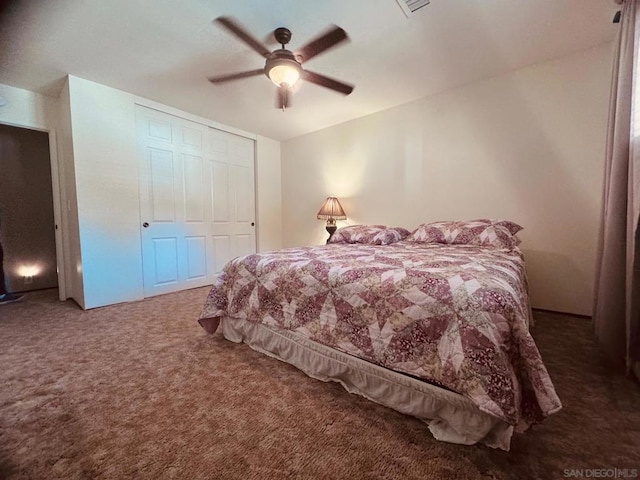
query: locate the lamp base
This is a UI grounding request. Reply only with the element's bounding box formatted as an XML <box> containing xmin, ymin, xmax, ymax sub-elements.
<box><xmin>325</xmin><ymin>224</ymin><xmax>337</xmax><ymax>244</ymax></box>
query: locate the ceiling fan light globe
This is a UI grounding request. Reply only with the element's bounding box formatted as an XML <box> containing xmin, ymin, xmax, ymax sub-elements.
<box><xmin>267</xmin><ymin>62</ymin><xmax>301</xmax><ymax>87</ymax></box>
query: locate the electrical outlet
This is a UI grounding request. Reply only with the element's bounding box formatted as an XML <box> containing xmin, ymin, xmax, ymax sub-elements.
<box><xmin>24</xmin><ymin>276</ymin><xmax>33</xmax><ymax>285</ymax></box>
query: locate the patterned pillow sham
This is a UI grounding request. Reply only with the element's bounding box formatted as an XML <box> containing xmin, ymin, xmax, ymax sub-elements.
<box><xmin>328</xmin><ymin>225</ymin><xmax>411</xmax><ymax>245</ymax></box>
<box><xmin>493</xmin><ymin>220</ymin><xmax>523</xmax><ymax>236</ymax></box>
<box><xmin>405</xmin><ymin>219</ymin><xmax>522</xmax><ymax>249</ymax></box>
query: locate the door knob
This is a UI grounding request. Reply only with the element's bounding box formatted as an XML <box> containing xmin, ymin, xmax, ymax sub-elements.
<box><xmin>143</xmin><ymin>222</ymin><xmax>149</xmax><ymax>228</ymax></box>
<box><xmin>251</xmin><ymin>222</ymin><xmax>255</xmax><ymax>226</ymax></box>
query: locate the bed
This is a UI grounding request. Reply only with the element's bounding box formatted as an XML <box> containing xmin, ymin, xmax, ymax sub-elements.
<box><xmin>198</xmin><ymin>221</ymin><xmax>562</xmax><ymax>451</ymax></box>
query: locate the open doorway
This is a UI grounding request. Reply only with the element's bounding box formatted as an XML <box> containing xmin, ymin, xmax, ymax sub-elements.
<box><xmin>0</xmin><ymin>123</ymin><xmax>58</xmax><ymax>294</ymax></box>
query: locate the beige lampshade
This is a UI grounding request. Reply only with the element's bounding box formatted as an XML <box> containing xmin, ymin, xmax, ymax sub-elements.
<box><xmin>316</xmin><ymin>197</ymin><xmax>347</xmax><ymax>220</ymax></box>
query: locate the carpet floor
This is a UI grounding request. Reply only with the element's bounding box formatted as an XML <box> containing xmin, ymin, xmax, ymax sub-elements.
<box><xmin>0</xmin><ymin>288</ymin><xmax>639</xmax><ymax>480</ymax></box>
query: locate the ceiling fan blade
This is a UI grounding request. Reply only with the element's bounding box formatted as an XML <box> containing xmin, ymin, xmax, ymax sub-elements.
<box><xmin>215</xmin><ymin>16</ymin><xmax>271</xmax><ymax>58</ymax></box>
<box><xmin>208</xmin><ymin>69</ymin><xmax>265</xmax><ymax>84</ymax></box>
<box><xmin>301</xmin><ymin>70</ymin><xmax>354</xmax><ymax>95</ymax></box>
<box><xmin>277</xmin><ymin>85</ymin><xmax>291</xmax><ymax>110</ymax></box>
<box><xmin>295</xmin><ymin>25</ymin><xmax>348</xmax><ymax>63</ymax></box>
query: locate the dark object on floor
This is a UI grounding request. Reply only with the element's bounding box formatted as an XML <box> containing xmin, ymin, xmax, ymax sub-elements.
<box><xmin>0</xmin><ymin>213</ymin><xmax>24</xmax><ymax>307</ymax></box>
<box><xmin>0</xmin><ymin>293</ymin><xmax>24</xmax><ymax>305</ymax></box>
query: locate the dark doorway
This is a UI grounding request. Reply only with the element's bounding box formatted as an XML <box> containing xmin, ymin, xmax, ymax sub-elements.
<box><xmin>0</xmin><ymin>123</ymin><xmax>57</xmax><ymax>293</ymax></box>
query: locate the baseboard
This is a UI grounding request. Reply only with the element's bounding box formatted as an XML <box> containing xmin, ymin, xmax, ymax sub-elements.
<box><xmin>532</xmin><ymin>307</ymin><xmax>591</xmax><ymax>320</ymax></box>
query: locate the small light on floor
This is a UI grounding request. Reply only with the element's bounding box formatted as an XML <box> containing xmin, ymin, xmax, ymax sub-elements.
<box><xmin>17</xmin><ymin>265</ymin><xmax>41</xmax><ymax>278</ymax></box>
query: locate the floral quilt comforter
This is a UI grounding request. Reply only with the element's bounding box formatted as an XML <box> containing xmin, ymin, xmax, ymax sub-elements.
<box><xmin>198</xmin><ymin>242</ymin><xmax>562</xmax><ymax>429</ymax></box>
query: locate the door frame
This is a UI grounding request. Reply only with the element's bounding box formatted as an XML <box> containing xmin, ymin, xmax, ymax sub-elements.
<box><xmin>0</xmin><ymin>120</ymin><xmax>67</xmax><ymax>300</ymax></box>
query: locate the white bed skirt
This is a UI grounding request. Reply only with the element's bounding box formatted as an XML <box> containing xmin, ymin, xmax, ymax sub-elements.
<box><xmin>219</xmin><ymin>317</ymin><xmax>514</xmax><ymax>450</ymax></box>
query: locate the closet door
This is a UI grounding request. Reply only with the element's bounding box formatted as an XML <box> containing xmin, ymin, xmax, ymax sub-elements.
<box><xmin>208</xmin><ymin>127</ymin><xmax>257</xmax><ymax>275</ymax></box>
<box><xmin>136</xmin><ymin>106</ymin><xmax>256</xmax><ymax>297</ymax></box>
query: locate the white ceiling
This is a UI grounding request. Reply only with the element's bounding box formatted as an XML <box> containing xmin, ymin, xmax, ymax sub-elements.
<box><xmin>0</xmin><ymin>0</ymin><xmax>618</xmax><ymax>141</ymax></box>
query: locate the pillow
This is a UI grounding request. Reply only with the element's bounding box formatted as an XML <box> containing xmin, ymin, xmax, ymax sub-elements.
<box><xmin>493</xmin><ymin>220</ymin><xmax>523</xmax><ymax>236</ymax></box>
<box><xmin>328</xmin><ymin>225</ymin><xmax>411</xmax><ymax>245</ymax></box>
<box><xmin>405</xmin><ymin>219</ymin><xmax>522</xmax><ymax>249</ymax></box>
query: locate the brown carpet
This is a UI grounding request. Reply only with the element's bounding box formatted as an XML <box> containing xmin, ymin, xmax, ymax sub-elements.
<box><xmin>0</xmin><ymin>288</ymin><xmax>639</xmax><ymax>480</ymax></box>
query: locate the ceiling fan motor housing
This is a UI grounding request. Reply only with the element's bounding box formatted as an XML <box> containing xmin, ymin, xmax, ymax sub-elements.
<box><xmin>274</xmin><ymin>27</ymin><xmax>292</xmax><ymax>47</ymax></box>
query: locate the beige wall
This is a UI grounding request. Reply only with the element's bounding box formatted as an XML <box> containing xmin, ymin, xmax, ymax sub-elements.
<box><xmin>282</xmin><ymin>44</ymin><xmax>613</xmax><ymax>316</ymax></box>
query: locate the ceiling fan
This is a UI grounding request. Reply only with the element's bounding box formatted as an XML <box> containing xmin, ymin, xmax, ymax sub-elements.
<box><xmin>208</xmin><ymin>16</ymin><xmax>355</xmax><ymax>110</ymax></box>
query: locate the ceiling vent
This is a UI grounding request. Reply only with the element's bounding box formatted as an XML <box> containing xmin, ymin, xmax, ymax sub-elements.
<box><xmin>396</xmin><ymin>0</ymin><xmax>431</xmax><ymax>17</ymax></box>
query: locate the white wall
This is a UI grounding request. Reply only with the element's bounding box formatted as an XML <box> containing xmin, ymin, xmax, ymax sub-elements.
<box><xmin>56</xmin><ymin>80</ymin><xmax>84</xmax><ymax>307</ymax></box>
<box><xmin>282</xmin><ymin>45</ymin><xmax>613</xmax><ymax>316</ymax></box>
<box><xmin>67</xmin><ymin>76</ymin><xmax>143</xmax><ymax>308</ymax></box>
<box><xmin>64</xmin><ymin>76</ymin><xmax>282</xmax><ymax>308</ymax></box>
<box><xmin>256</xmin><ymin>135</ymin><xmax>283</xmax><ymax>253</ymax></box>
<box><xmin>0</xmin><ymin>83</ymin><xmax>58</xmax><ymax>130</ymax></box>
